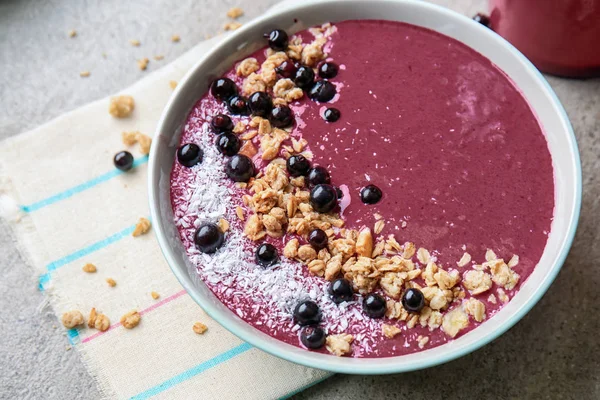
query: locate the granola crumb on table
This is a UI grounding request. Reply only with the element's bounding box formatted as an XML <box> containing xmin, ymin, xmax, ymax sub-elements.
<box><xmin>106</xmin><ymin>278</ymin><xmax>117</xmax><ymax>287</ymax></box>
<box><xmin>108</xmin><ymin>95</ymin><xmax>135</xmax><ymax>118</ymax></box>
<box><xmin>94</xmin><ymin>314</ymin><xmax>110</xmax><ymax>331</ymax></box>
<box><xmin>120</xmin><ymin>310</ymin><xmax>141</xmax><ymax>329</ymax></box>
<box><xmin>226</xmin><ymin>7</ymin><xmax>244</xmax><ymax>19</ymax></box>
<box><xmin>61</xmin><ymin>310</ymin><xmax>84</xmax><ymax>328</ymax></box>
<box><xmin>89</xmin><ymin>308</ymin><xmax>110</xmax><ymax>332</ymax></box>
<box><xmin>137</xmin><ymin>57</ymin><xmax>149</xmax><ymax>71</ymax></box>
<box><xmin>224</xmin><ymin>22</ymin><xmax>242</xmax><ymax>31</ymax></box>
<box><xmin>193</xmin><ymin>322</ymin><xmax>208</xmax><ymax>334</ymax></box>
<box><xmin>121</xmin><ymin>131</ymin><xmax>152</xmax><ymax>154</ymax></box>
<box><xmin>151</xmin><ymin>291</ymin><xmax>160</xmax><ymax>300</ymax></box>
<box><xmin>82</xmin><ymin>263</ymin><xmax>97</xmax><ymax>273</ymax></box>
<box><xmin>132</xmin><ymin>217</ymin><xmax>151</xmax><ymax>237</ymax></box>
<box><xmin>88</xmin><ymin>308</ymin><xmax>98</xmax><ymax>328</ymax></box>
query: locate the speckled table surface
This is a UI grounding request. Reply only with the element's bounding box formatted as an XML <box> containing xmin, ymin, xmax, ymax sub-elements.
<box><xmin>0</xmin><ymin>0</ymin><xmax>599</xmax><ymax>399</ymax></box>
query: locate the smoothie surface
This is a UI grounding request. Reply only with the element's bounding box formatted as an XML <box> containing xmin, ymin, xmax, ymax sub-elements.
<box><xmin>170</xmin><ymin>20</ymin><xmax>554</xmax><ymax>358</ymax></box>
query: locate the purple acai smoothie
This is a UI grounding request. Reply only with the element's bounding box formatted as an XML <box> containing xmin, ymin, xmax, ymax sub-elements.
<box><xmin>170</xmin><ymin>20</ymin><xmax>554</xmax><ymax>358</ymax></box>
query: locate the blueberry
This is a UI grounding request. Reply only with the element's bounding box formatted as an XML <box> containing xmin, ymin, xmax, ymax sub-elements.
<box><xmin>328</xmin><ymin>278</ymin><xmax>354</xmax><ymax>304</ymax></box>
<box><xmin>300</xmin><ymin>326</ymin><xmax>326</xmax><ymax>349</ymax></box>
<box><xmin>225</xmin><ymin>154</ymin><xmax>255</xmax><ymax>182</ymax></box>
<box><xmin>248</xmin><ymin>91</ymin><xmax>273</xmax><ymax>117</ymax></box>
<box><xmin>269</xmin><ymin>105</ymin><xmax>294</xmax><ymax>128</ymax></box>
<box><xmin>323</xmin><ymin>108</ymin><xmax>341</xmax><ymax>122</ymax></box>
<box><xmin>308</xmin><ymin>80</ymin><xmax>336</xmax><ymax>102</ymax></box>
<box><xmin>286</xmin><ymin>154</ymin><xmax>310</xmax><ymax>177</ymax></box>
<box><xmin>309</xmin><ymin>184</ymin><xmax>337</xmax><ymax>213</ymax></box>
<box><xmin>194</xmin><ymin>223</ymin><xmax>224</xmax><ymax>254</ymax></box>
<box><xmin>255</xmin><ymin>243</ymin><xmax>279</xmax><ymax>267</ymax></box>
<box><xmin>264</xmin><ymin>29</ymin><xmax>289</xmax><ymax>51</ymax></box>
<box><xmin>114</xmin><ymin>151</ymin><xmax>134</xmax><ymax>171</ymax></box>
<box><xmin>215</xmin><ymin>133</ymin><xmax>240</xmax><ymax>156</ymax></box>
<box><xmin>401</xmin><ymin>288</ymin><xmax>425</xmax><ymax>313</ymax></box>
<box><xmin>360</xmin><ymin>184</ymin><xmax>382</xmax><ymax>204</ymax></box>
<box><xmin>293</xmin><ymin>300</ymin><xmax>321</xmax><ymax>326</ymax></box>
<box><xmin>362</xmin><ymin>293</ymin><xmax>386</xmax><ymax>318</ymax></box>
<box><xmin>294</xmin><ymin>65</ymin><xmax>315</xmax><ymax>89</ymax></box>
<box><xmin>335</xmin><ymin>186</ymin><xmax>343</xmax><ymax>199</ymax></box>
<box><xmin>211</xmin><ymin>114</ymin><xmax>234</xmax><ymax>133</ymax></box>
<box><xmin>177</xmin><ymin>144</ymin><xmax>203</xmax><ymax>167</ymax></box>
<box><xmin>473</xmin><ymin>13</ymin><xmax>491</xmax><ymax>28</ymax></box>
<box><xmin>307</xmin><ymin>166</ymin><xmax>331</xmax><ymax>187</ymax></box>
<box><xmin>226</xmin><ymin>95</ymin><xmax>249</xmax><ymax>115</ymax></box>
<box><xmin>318</xmin><ymin>62</ymin><xmax>338</xmax><ymax>79</ymax></box>
<box><xmin>210</xmin><ymin>78</ymin><xmax>237</xmax><ymax>101</ymax></box>
<box><xmin>308</xmin><ymin>228</ymin><xmax>328</xmax><ymax>250</ymax></box>
<box><xmin>275</xmin><ymin>60</ymin><xmax>298</xmax><ymax>79</ymax></box>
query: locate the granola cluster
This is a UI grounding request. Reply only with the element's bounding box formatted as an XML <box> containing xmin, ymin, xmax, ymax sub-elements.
<box><xmin>237</xmin><ymin>23</ymin><xmax>333</xmax><ymax>101</ymax></box>
<box><xmin>241</xmin><ymin>160</ymin><xmax>343</xmax><ymax>242</ymax></box>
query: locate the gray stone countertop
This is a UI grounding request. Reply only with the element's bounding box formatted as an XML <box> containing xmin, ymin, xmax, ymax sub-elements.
<box><xmin>0</xmin><ymin>0</ymin><xmax>598</xmax><ymax>398</ymax></box>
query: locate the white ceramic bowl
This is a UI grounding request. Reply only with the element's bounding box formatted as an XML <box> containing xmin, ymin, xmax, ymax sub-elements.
<box><xmin>148</xmin><ymin>0</ymin><xmax>581</xmax><ymax>374</ymax></box>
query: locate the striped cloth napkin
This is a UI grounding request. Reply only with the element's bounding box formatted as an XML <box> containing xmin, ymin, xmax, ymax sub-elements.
<box><xmin>0</xmin><ymin>8</ymin><xmax>332</xmax><ymax>399</ymax></box>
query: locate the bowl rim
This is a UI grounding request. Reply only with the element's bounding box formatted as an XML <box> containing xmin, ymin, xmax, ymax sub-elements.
<box><xmin>149</xmin><ymin>0</ymin><xmax>582</xmax><ymax>374</ymax></box>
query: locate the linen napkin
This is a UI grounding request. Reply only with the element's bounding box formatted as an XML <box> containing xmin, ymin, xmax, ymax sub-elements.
<box><xmin>0</xmin><ymin>8</ymin><xmax>333</xmax><ymax>400</ymax></box>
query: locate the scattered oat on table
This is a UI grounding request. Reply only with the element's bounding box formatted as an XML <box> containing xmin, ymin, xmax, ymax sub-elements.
<box><xmin>226</xmin><ymin>7</ymin><xmax>244</xmax><ymax>19</ymax></box>
<box><xmin>151</xmin><ymin>291</ymin><xmax>160</xmax><ymax>300</ymax></box>
<box><xmin>137</xmin><ymin>57</ymin><xmax>149</xmax><ymax>71</ymax></box>
<box><xmin>132</xmin><ymin>217</ymin><xmax>151</xmax><ymax>237</ymax></box>
<box><xmin>121</xmin><ymin>131</ymin><xmax>152</xmax><ymax>154</ymax></box>
<box><xmin>129</xmin><ymin>39</ymin><xmax>141</xmax><ymax>46</ymax></box>
<box><xmin>79</xmin><ymin>71</ymin><xmax>90</xmax><ymax>78</ymax></box>
<box><xmin>68</xmin><ymin>29</ymin><xmax>77</xmax><ymax>38</ymax></box>
<box><xmin>88</xmin><ymin>308</ymin><xmax>110</xmax><ymax>331</ymax></box>
<box><xmin>122</xmin><ymin>131</ymin><xmax>138</xmax><ymax>146</ymax></box>
<box><xmin>171</xmin><ymin>34</ymin><xmax>180</xmax><ymax>42</ymax></box>
<box><xmin>136</xmin><ymin>133</ymin><xmax>152</xmax><ymax>154</ymax></box>
<box><xmin>106</xmin><ymin>278</ymin><xmax>116</xmax><ymax>287</ymax></box>
<box><xmin>120</xmin><ymin>310</ymin><xmax>141</xmax><ymax>329</ymax></box>
<box><xmin>193</xmin><ymin>322</ymin><xmax>208</xmax><ymax>334</ymax></box>
<box><xmin>88</xmin><ymin>308</ymin><xmax>97</xmax><ymax>328</ymax></box>
<box><xmin>61</xmin><ymin>310</ymin><xmax>84</xmax><ymax>328</ymax></box>
<box><xmin>94</xmin><ymin>314</ymin><xmax>110</xmax><ymax>331</ymax></box>
<box><xmin>153</xmin><ymin>55</ymin><xmax>164</xmax><ymax>61</ymax></box>
<box><xmin>169</xmin><ymin>80</ymin><xmax>177</xmax><ymax>89</ymax></box>
<box><xmin>224</xmin><ymin>22</ymin><xmax>242</xmax><ymax>31</ymax></box>
<box><xmin>82</xmin><ymin>263</ymin><xmax>97</xmax><ymax>273</ymax></box>
<box><xmin>109</xmin><ymin>95</ymin><xmax>135</xmax><ymax>118</ymax></box>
